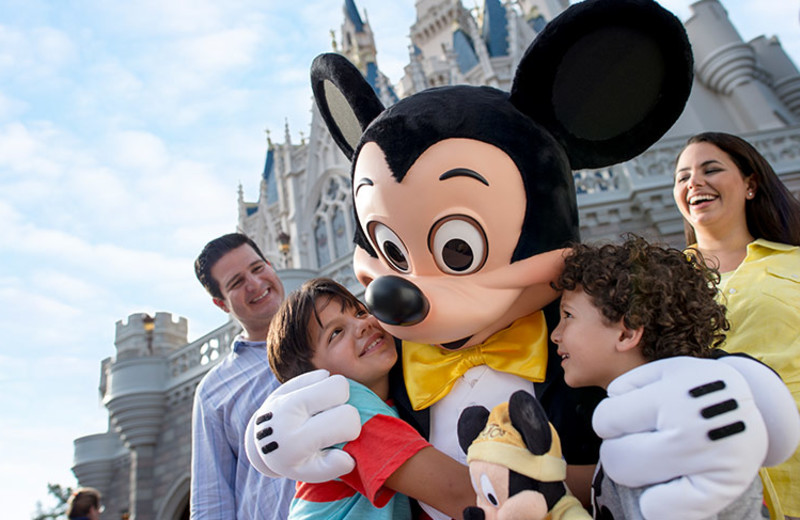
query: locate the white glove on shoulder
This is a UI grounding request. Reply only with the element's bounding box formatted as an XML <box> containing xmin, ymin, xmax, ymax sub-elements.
<box><xmin>717</xmin><ymin>354</ymin><xmax>800</xmax><ymax>467</ymax></box>
<box><xmin>593</xmin><ymin>357</ymin><xmax>767</xmax><ymax>520</ymax></box>
<box><xmin>244</xmin><ymin>369</ymin><xmax>362</xmax><ymax>483</ymax></box>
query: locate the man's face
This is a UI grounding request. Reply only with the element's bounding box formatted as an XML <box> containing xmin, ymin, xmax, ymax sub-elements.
<box><xmin>211</xmin><ymin>244</ymin><xmax>285</xmax><ymax>338</ymax></box>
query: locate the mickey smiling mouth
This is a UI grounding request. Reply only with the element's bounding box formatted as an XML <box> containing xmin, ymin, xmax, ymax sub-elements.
<box><xmin>438</xmin><ymin>336</ymin><xmax>472</xmax><ymax>350</ymax></box>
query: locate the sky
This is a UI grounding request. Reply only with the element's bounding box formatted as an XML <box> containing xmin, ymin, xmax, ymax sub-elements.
<box><xmin>0</xmin><ymin>0</ymin><xmax>798</xmax><ymax>516</ymax></box>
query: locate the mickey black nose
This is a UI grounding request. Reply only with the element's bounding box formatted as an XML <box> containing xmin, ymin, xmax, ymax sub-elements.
<box><xmin>365</xmin><ymin>275</ymin><xmax>429</xmax><ymax>326</ymax></box>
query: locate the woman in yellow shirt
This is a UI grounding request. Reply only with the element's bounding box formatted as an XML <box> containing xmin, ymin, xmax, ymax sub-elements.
<box><xmin>673</xmin><ymin>131</ymin><xmax>800</xmax><ymax>519</ymax></box>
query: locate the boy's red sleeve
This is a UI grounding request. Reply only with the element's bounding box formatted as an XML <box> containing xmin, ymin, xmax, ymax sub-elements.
<box><xmin>339</xmin><ymin>413</ymin><xmax>431</xmax><ymax>507</ymax></box>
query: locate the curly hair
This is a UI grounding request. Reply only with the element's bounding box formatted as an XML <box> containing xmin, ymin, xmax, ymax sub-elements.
<box><xmin>268</xmin><ymin>277</ymin><xmax>365</xmax><ymax>383</ymax></box>
<box><xmin>553</xmin><ymin>234</ymin><xmax>728</xmax><ymax>361</ymax></box>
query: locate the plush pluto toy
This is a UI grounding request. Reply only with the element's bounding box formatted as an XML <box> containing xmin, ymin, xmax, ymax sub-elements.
<box><xmin>458</xmin><ymin>391</ymin><xmax>590</xmax><ymax>520</ymax></box>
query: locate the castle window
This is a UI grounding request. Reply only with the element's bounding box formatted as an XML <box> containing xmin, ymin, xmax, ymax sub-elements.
<box><xmin>313</xmin><ymin>175</ymin><xmax>354</xmax><ymax>268</ymax></box>
<box><xmin>315</xmin><ymin>217</ymin><xmax>331</xmax><ymax>267</ymax></box>
<box><xmin>332</xmin><ymin>206</ymin><xmax>350</xmax><ymax>259</ymax></box>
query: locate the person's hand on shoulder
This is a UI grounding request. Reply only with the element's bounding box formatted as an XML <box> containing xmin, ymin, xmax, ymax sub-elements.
<box><xmin>717</xmin><ymin>353</ymin><xmax>800</xmax><ymax>467</ymax></box>
<box><xmin>592</xmin><ymin>356</ymin><xmax>767</xmax><ymax>520</ymax></box>
<box><xmin>244</xmin><ymin>369</ymin><xmax>362</xmax><ymax>482</ymax></box>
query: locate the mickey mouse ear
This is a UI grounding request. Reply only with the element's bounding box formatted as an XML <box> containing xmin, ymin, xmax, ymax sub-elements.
<box><xmin>311</xmin><ymin>53</ymin><xmax>386</xmax><ymax>159</ymax></box>
<box><xmin>510</xmin><ymin>0</ymin><xmax>693</xmax><ymax>170</ymax></box>
<box><xmin>457</xmin><ymin>405</ymin><xmax>491</xmax><ymax>455</ymax></box>
<box><xmin>509</xmin><ymin>390</ymin><xmax>553</xmax><ymax>456</ymax></box>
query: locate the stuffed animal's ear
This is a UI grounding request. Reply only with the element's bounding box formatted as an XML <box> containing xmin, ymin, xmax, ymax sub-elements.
<box><xmin>458</xmin><ymin>405</ymin><xmax>491</xmax><ymax>455</ymax></box>
<box><xmin>509</xmin><ymin>0</ymin><xmax>693</xmax><ymax>170</ymax></box>
<box><xmin>509</xmin><ymin>390</ymin><xmax>552</xmax><ymax>456</ymax></box>
<box><xmin>311</xmin><ymin>53</ymin><xmax>385</xmax><ymax>159</ymax></box>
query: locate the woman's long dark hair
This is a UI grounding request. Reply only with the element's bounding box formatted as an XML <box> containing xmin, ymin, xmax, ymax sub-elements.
<box><xmin>677</xmin><ymin>132</ymin><xmax>800</xmax><ymax>246</ymax></box>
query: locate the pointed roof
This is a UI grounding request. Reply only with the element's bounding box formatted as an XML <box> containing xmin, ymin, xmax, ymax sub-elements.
<box><xmin>481</xmin><ymin>0</ymin><xmax>509</xmax><ymax>57</ymax></box>
<box><xmin>453</xmin><ymin>29</ymin><xmax>480</xmax><ymax>73</ymax></box>
<box><xmin>262</xmin><ymin>147</ymin><xmax>279</xmax><ymax>205</ymax></box>
<box><xmin>345</xmin><ymin>0</ymin><xmax>365</xmax><ymax>32</ymax></box>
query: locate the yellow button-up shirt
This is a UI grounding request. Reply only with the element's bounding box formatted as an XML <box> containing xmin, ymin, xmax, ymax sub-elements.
<box><xmin>717</xmin><ymin>239</ymin><xmax>800</xmax><ymax>515</ymax></box>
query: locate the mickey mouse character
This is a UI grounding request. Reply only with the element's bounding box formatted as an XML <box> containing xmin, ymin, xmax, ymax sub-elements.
<box><xmin>246</xmin><ymin>0</ymin><xmax>799</xmax><ymax>517</ymax></box>
<box><xmin>458</xmin><ymin>390</ymin><xmax>591</xmax><ymax>520</ymax></box>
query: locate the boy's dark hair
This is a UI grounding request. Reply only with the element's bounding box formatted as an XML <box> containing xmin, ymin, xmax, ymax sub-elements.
<box><xmin>195</xmin><ymin>233</ymin><xmax>268</xmax><ymax>299</ymax></box>
<box><xmin>553</xmin><ymin>234</ymin><xmax>728</xmax><ymax>361</ymax></box>
<box><xmin>268</xmin><ymin>277</ymin><xmax>364</xmax><ymax>383</ymax></box>
<box><xmin>66</xmin><ymin>487</ymin><xmax>101</xmax><ymax>518</ymax></box>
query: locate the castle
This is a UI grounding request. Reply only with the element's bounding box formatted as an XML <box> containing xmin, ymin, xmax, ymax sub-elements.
<box><xmin>70</xmin><ymin>0</ymin><xmax>800</xmax><ymax>518</ymax></box>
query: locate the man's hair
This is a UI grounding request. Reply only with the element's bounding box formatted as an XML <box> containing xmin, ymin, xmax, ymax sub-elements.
<box><xmin>268</xmin><ymin>277</ymin><xmax>364</xmax><ymax>383</ymax></box>
<box><xmin>66</xmin><ymin>487</ymin><xmax>101</xmax><ymax>518</ymax></box>
<box><xmin>194</xmin><ymin>233</ymin><xmax>268</xmax><ymax>299</ymax></box>
<box><xmin>553</xmin><ymin>234</ymin><xmax>728</xmax><ymax>361</ymax></box>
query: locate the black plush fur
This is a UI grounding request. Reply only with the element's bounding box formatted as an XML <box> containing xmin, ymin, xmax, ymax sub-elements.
<box><xmin>509</xmin><ymin>0</ymin><xmax>693</xmax><ymax>168</ymax></box>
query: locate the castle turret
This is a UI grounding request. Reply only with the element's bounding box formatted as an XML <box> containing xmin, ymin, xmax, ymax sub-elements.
<box><xmin>104</xmin><ymin>312</ymin><xmax>187</xmax><ymax>520</ymax></box>
<box><xmin>750</xmin><ymin>35</ymin><xmax>800</xmax><ymax>120</ymax></box>
<box><xmin>685</xmin><ymin>0</ymin><xmax>789</xmax><ymax>130</ymax></box>
<box><xmin>71</xmin><ymin>431</ymin><xmax>126</xmax><ymax>491</ymax></box>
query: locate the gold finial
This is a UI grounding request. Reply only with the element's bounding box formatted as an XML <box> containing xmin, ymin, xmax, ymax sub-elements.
<box><xmin>330</xmin><ymin>29</ymin><xmax>338</xmax><ymax>51</ymax></box>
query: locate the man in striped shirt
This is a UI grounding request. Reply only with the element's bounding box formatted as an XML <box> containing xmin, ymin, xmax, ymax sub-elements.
<box><xmin>190</xmin><ymin>233</ymin><xmax>295</xmax><ymax>520</ymax></box>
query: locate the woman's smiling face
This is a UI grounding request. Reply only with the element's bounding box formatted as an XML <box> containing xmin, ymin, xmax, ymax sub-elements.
<box><xmin>673</xmin><ymin>141</ymin><xmax>756</xmax><ymax>236</ymax></box>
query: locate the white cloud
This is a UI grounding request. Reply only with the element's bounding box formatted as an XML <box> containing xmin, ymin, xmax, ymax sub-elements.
<box><xmin>87</xmin><ymin>60</ymin><xmax>145</xmax><ymax>99</ymax></box>
<box><xmin>0</xmin><ymin>91</ymin><xmax>27</xmax><ymax>120</ymax></box>
<box><xmin>33</xmin><ymin>26</ymin><xmax>78</xmax><ymax>67</ymax></box>
<box><xmin>96</xmin><ymin>0</ymin><xmax>231</xmax><ymax>35</ymax></box>
<box><xmin>176</xmin><ymin>28</ymin><xmax>262</xmax><ymax>73</ymax></box>
<box><xmin>105</xmin><ymin>130</ymin><xmax>170</xmax><ymax>171</ymax></box>
<box><xmin>0</xmin><ymin>121</ymin><xmax>67</xmax><ymax>177</ymax></box>
<box><xmin>0</xmin><ymin>24</ymin><xmax>77</xmax><ymax>80</ymax></box>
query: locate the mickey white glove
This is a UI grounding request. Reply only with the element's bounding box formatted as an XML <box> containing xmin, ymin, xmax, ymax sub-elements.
<box><xmin>244</xmin><ymin>369</ymin><xmax>362</xmax><ymax>483</ymax></box>
<box><xmin>718</xmin><ymin>354</ymin><xmax>800</xmax><ymax>467</ymax></box>
<box><xmin>593</xmin><ymin>357</ymin><xmax>766</xmax><ymax>520</ymax></box>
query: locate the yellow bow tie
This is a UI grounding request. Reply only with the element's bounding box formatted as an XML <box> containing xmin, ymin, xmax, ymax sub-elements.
<box><xmin>402</xmin><ymin>312</ymin><xmax>549</xmax><ymax>410</ymax></box>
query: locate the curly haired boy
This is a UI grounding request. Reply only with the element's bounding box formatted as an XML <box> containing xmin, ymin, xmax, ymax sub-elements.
<box><xmin>551</xmin><ymin>234</ymin><xmax>764</xmax><ymax>520</ymax></box>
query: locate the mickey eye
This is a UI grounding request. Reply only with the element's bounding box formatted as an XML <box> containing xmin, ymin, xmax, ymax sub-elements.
<box><xmin>370</xmin><ymin>222</ymin><xmax>410</xmax><ymax>273</ymax></box>
<box><xmin>479</xmin><ymin>473</ymin><xmax>499</xmax><ymax>507</ymax></box>
<box><xmin>429</xmin><ymin>216</ymin><xmax>487</xmax><ymax>275</ymax></box>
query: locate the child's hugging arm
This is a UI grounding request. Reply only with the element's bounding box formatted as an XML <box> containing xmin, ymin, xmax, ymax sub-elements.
<box><xmin>385</xmin><ymin>445</ymin><xmax>475</xmax><ymax>519</ymax></box>
<box><xmin>338</xmin><ymin>381</ymin><xmax>474</xmax><ymax>518</ymax></box>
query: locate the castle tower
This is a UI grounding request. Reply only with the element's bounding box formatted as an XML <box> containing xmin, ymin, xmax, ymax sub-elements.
<box><xmin>341</xmin><ymin>0</ymin><xmax>377</xmax><ymax>71</ymax></box>
<box><xmin>103</xmin><ymin>312</ymin><xmax>187</xmax><ymax>520</ymax></box>
<box><xmin>404</xmin><ymin>0</ymin><xmax>469</xmax><ymax>91</ymax></box>
<box><xmin>71</xmin><ymin>431</ymin><xmax>126</xmax><ymax>491</ymax></box>
<box><xmin>340</xmin><ymin>0</ymin><xmax>398</xmax><ymax>106</ymax></box>
<box><xmin>685</xmin><ymin>0</ymin><xmax>794</xmax><ymax>130</ymax></box>
<box><xmin>750</xmin><ymin>35</ymin><xmax>800</xmax><ymax>119</ymax></box>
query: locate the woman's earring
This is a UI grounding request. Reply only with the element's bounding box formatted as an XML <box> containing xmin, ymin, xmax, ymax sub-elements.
<box><xmin>748</xmin><ymin>191</ymin><xmax>754</xmax><ymax>198</ymax></box>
